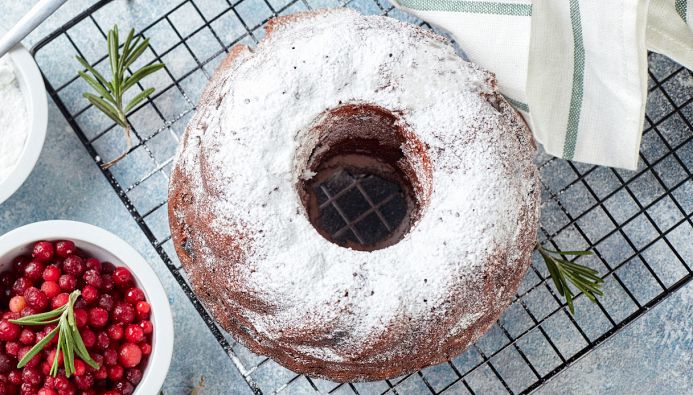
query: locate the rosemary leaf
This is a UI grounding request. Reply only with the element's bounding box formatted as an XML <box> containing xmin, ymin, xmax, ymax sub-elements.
<box><xmin>50</xmin><ymin>327</ymin><xmax>63</xmax><ymax>376</ymax></box>
<box><xmin>75</xmin><ymin>56</ymin><xmax>110</xmax><ymax>88</ymax></box>
<box><xmin>10</xmin><ymin>306</ymin><xmax>66</xmax><ymax>325</ymax></box>
<box><xmin>17</xmin><ymin>325</ymin><xmax>59</xmax><ymax>368</ymax></box>
<box><xmin>122</xmin><ymin>37</ymin><xmax>152</xmax><ymax>70</ymax></box>
<box><xmin>541</xmin><ymin>252</ymin><xmax>565</xmax><ymax>296</ymax></box>
<box><xmin>77</xmin><ymin>24</ymin><xmax>164</xmax><ymax>168</ymax></box>
<box><xmin>84</xmin><ymin>94</ymin><xmax>124</xmax><ymax>126</ymax></box>
<box><xmin>119</xmin><ymin>29</ymin><xmax>136</xmax><ymax>71</ymax></box>
<box><xmin>63</xmin><ymin>323</ymin><xmax>76</xmax><ymax>376</ymax></box>
<box><xmin>78</xmin><ymin>71</ymin><xmax>116</xmax><ymax>104</ymax></box>
<box><xmin>541</xmin><ymin>248</ymin><xmax>594</xmax><ymax>256</ymax></box>
<box><xmin>14</xmin><ymin>290</ymin><xmax>99</xmax><ymax>377</ymax></box>
<box><xmin>564</xmin><ymin>286</ymin><xmax>575</xmax><ymax>314</ymax></box>
<box><xmin>122</xmin><ymin>63</ymin><xmax>165</xmax><ymax>92</ymax></box>
<box><xmin>125</xmin><ymin>87</ymin><xmax>155</xmax><ymax>113</ymax></box>
<box><xmin>72</xmin><ymin>325</ymin><xmax>100</xmax><ymax>369</ymax></box>
<box><xmin>108</xmin><ymin>29</ymin><xmax>119</xmax><ymax>91</ymax></box>
<box><xmin>537</xmin><ymin>244</ymin><xmax>604</xmax><ymax>314</ymax></box>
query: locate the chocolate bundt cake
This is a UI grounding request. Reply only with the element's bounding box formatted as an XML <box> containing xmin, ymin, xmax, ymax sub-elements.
<box><xmin>169</xmin><ymin>9</ymin><xmax>540</xmax><ymax>381</ymax></box>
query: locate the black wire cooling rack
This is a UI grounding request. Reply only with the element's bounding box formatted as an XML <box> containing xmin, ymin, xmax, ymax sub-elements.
<box><xmin>30</xmin><ymin>0</ymin><xmax>692</xmax><ymax>393</ymax></box>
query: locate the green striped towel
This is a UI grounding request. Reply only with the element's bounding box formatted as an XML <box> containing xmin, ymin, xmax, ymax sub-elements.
<box><xmin>392</xmin><ymin>0</ymin><xmax>693</xmax><ymax>170</ymax></box>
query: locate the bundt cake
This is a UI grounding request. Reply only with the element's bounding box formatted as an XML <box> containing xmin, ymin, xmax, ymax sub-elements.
<box><xmin>169</xmin><ymin>8</ymin><xmax>540</xmax><ymax>381</ymax></box>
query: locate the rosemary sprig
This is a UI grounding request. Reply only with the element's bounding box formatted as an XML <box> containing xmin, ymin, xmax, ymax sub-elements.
<box><xmin>10</xmin><ymin>290</ymin><xmax>99</xmax><ymax>377</ymax></box>
<box><xmin>76</xmin><ymin>25</ymin><xmax>165</xmax><ymax>169</ymax></box>
<box><xmin>537</xmin><ymin>244</ymin><xmax>604</xmax><ymax>314</ymax></box>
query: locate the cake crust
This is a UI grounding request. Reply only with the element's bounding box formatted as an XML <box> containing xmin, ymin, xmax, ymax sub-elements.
<box><xmin>169</xmin><ymin>9</ymin><xmax>540</xmax><ymax>382</ymax></box>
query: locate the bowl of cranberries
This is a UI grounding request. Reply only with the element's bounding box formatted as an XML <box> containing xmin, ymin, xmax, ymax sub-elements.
<box><xmin>0</xmin><ymin>220</ymin><xmax>173</xmax><ymax>394</ymax></box>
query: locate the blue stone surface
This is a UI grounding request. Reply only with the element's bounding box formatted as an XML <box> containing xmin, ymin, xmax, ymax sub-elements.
<box><xmin>1</xmin><ymin>1</ymin><xmax>691</xmax><ymax>394</ymax></box>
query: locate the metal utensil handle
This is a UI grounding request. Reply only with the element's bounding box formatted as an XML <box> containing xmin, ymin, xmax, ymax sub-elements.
<box><xmin>0</xmin><ymin>0</ymin><xmax>68</xmax><ymax>57</ymax></box>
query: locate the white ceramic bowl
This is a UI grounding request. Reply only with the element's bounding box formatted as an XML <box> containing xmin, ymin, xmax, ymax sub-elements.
<box><xmin>0</xmin><ymin>221</ymin><xmax>173</xmax><ymax>394</ymax></box>
<box><xmin>0</xmin><ymin>44</ymin><xmax>48</xmax><ymax>205</ymax></box>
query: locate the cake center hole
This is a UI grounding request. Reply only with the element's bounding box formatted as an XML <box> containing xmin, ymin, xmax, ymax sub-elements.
<box><xmin>297</xmin><ymin>104</ymin><xmax>431</xmax><ymax>251</ymax></box>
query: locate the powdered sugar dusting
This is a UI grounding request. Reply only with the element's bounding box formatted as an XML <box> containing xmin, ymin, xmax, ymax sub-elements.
<box><xmin>171</xmin><ymin>9</ymin><xmax>539</xmax><ymax>378</ymax></box>
<box><xmin>0</xmin><ymin>56</ymin><xmax>29</xmax><ymax>182</ymax></box>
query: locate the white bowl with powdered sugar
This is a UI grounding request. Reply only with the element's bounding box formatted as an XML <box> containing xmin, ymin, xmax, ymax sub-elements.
<box><xmin>0</xmin><ymin>43</ymin><xmax>47</xmax><ymax>205</ymax></box>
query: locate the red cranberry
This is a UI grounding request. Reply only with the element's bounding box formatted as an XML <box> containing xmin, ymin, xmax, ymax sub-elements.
<box><xmin>124</xmin><ymin>325</ymin><xmax>144</xmax><ymax>344</ymax></box>
<box><xmin>12</xmin><ymin>255</ymin><xmax>30</xmax><ymax>273</ymax></box>
<box><xmin>74</xmin><ymin>372</ymin><xmax>93</xmax><ymax>390</ymax></box>
<box><xmin>18</xmin><ymin>329</ymin><xmax>34</xmax><ymax>345</ymax></box>
<box><xmin>139</xmin><ymin>320</ymin><xmax>153</xmax><ymax>335</ymax></box>
<box><xmin>101</xmin><ymin>262</ymin><xmax>116</xmax><ymax>275</ymax></box>
<box><xmin>81</xmin><ymin>285</ymin><xmax>99</xmax><ymax>304</ymax></box>
<box><xmin>1</xmin><ymin>311</ymin><xmax>19</xmax><ymax>320</ymax></box>
<box><xmin>103</xmin><ymin>348</ymin><xmax>118</xmax><ymax>366</ymax></box>
<box><xmin>20</xmin><ymin>382</ymin><xmax>37</xmax><ymax>394</ymax></box>
<box><xmin>0</xmin><ymin>272</ymin><xmax>16</xmax><ymax>288</ymax></box>
<box><xmin>21</xmin><ymin>367</ymin><xmax>43</xmax><ymax>386</ymax></box>
<box><xmin>100</xmin><ymin>275</ymin><xmax>114</xmax><ymax>293</ymax></box>
<box><xmin>139</xmin><ymin>343</ymin><xmax>151</xmax><ymax>356</ymax></box>
<box><xmin>80</xmin><ymin>329</ymin><xmax>96</xmax><ymax>348</ymax></box>
<box><xmin>40</xmin><ymin>281</ymin><xmax>60</xmax><ymax>298</ymax></box>
<box><xmin>115</xmin><ymin>379</ymin><xmax>135</xmax><ymax>395</ymax></box>
<box><xmin>126</xmin><ymin>368</ymin><xmax>143</xmax><ymax>385</ymax></box>
<box><xmin>8</xmin><ymin>296</ymin><xmax>25</xmax><ymax>313</ymax></box>
<box><xmin>5</xmin><ymin>342</ymin><xmax>19</xmax><ymax>356</ymax></box>
<box><xmin>18</xmin><ymin>346</ymin><xmax>40</xmax><ymax>368</ymax></box>
<box><xmin>0</xmin><ymin>352</ymin><xmax>14</xmax><ymax>373</ymax></box>
<box><xmin>73</xmin><ymin>309</ymin><xmax>88</xmax><ymax>328</ymax></box>
<box><xmin>41</xmin><ymin>360</ymin><xmax>51</xmax><ymax>375</ymax></box>
<box><xmin>44</xmin><ymin>374</ymin><xmax>56</xmax><ymax>388</ymax></box>
<box><xmin>94</xmin><ymin>365</ymin><xmax>107</xmax><ymax>380</ymax></box>
<box><xmin>23</xmin><ymin>261</ymin><xmax>44</xmax><ymax>282</ymax></box>
<box><xmin>54</xmin><ymin>241</ymin><xmax>75</xmax><ymax>259</ymax></box>
<box><xmin>11</xmin><ymin>278</ymin><xmax>31</xmax><ymax>296</ymax></box>
<box><xmin>62</xmin><ymin>256</ymin><xmax>84</xmax><ymax>276</ymax></box>
<box><xmin>118</xmin><ymin>343</ymin><xmax>142</xmax><ymax>368</ymax></box>
<box><xmin>0</xmin><ymin>320</ymin><xmax>20</xmax><ymax>341</ymax></box>
<box><xmin>51</xmin><ymin>293</ymin><xmax>69</xmax><ymax>309</ymax></box>
<box><xmin>107</xmin><ymin>324</ymin><xmax>124</xmax><ymax>341</ymax></box>
<box><xmin>108</xmin><ymin>365</ymin><xmax>124</xmax><ymax>380</ymax></box>
<box><xmin>58</xmin><ymin>275</ymin><xmax>76</xmax><ymax>292</ymax></box>
<box><xmin>96</xmin><ymin>332</ymin><xmax>110</xmax><ymax>350</ymax></box>
<box><xmin>88</xmin><ymin>308</ymin><xmax>108</xmax><ymax>328</ymax></box>
<box><xmin>90</xmin><ymin>352</ymin><xmax>103</xmax><ymax>369</ymax></box>
<box><xmin>42</xmin><ymin>266</ymin><xmax>60</xmax><ymax>282</ymax></box>
<box><xmin>73</xmin><ymin>298</ymin><xmax>87</xmax><ymax>310</ymax></box>
<box><xmin>112</xmin><ymin>268</ymin><xmax>133</xmax><ymax>289</ymax></box>
<box><xmin>31</xmin><ymin>241</ymin><xmax>54</xmax><ymax>263</ymax></box>
<box><xmin>43</xmin><ymin>325</ymin><xmax>58</xmax><ymax>345</ymax></box>
<box><xmin>85</xmin><ymin>258</ymin><xmax>101</xmax><ymax>272</ymax></box>
<box><xmin>7</xmin><ymin>369</ymin><xmax>21</xmax><ymax>384</ymax></box>
<box><xmin>135</xmin><ymin>301</ymin><xmax>150</xmax><ymax>318</ymax></box>
<box><xmin>82</xmin><ymin>270</ymin><xmax>102</xmax><ymax>289</ymax></box>
<box><xmin>23</xmin><ymin>287</ymin><xmax>48</xmax><ymax>310</ymax></box>
<box><xmin>20</xmin><ymin>307</ymin><xmax>37</xmax><ymax>317</ymax></box>
<box><xmin>112</xmin><ymin>303</ymin><xmax>135</xmax><ymax>324</ymax></box>
<box><xmin>73</xmin><ymin>359</ymin><xmax>86</xmax><ymax>377</ymax></box>
<box><xmin>38</xmin><ymin>388</ymin><xmax>58</xmax><ymax>395</ymax></box>
<box><xmin>52</xmin><ymin>374</ymin><xmax>69</xmax><ymax>390</ymax></box>
<box><xmin>97</xmin><ymin>294</ymin><xmax>114</xmax><ymax>312</ymax></box>
<box><xmin>124</xmin><ymin>288</ymin><xmax>144</xmax><ymax>304</ymax></box>
<box><xmin>47</xmin><ymin>348</ymin><xmax>63</xmax><ymax>367</ymax></box>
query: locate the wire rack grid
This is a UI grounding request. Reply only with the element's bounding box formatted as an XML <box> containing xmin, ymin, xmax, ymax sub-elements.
<box><xmin>29</xmin><ymin>0</ymin><xmax>692</xmax><ymax>393</ymax></box>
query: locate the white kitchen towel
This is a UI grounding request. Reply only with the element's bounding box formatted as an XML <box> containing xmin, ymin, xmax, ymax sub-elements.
<box><xmin>391</xmin><ymin>0</ymin><xmax>693</xmax><ymax>170</ymax></box>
